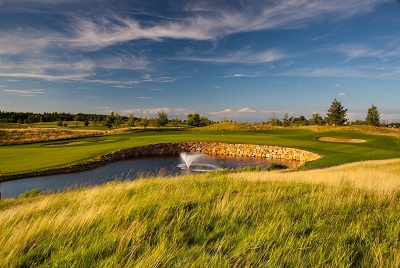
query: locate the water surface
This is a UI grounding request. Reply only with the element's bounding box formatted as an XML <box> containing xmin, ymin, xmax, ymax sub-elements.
<box><xmin>0</xmin><ymin>154</ymin><xmax>299</xmax><ymax>199</ymax></box>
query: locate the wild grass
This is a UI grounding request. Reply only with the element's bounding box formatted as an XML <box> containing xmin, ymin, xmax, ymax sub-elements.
<box><xmin>1</xmin><ymin>159</ymin><xmax>400</xmax><ymax>267</ymax></box>
<box><xmin>0</xmin><ymin>128</ymin><xmax>104</xmax><ymax>145</ymax></box>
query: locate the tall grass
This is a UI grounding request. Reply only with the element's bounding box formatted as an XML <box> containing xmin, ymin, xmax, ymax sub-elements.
<box><xmin>1</xmin><ymin>158</ymin><xmax>400</xmax><ymax>267</ymax></box>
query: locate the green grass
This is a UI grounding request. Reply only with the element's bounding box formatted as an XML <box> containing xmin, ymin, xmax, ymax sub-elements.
<box><xmin>1</xmin><ymin>127</ymin><xmax>400</xmax><ymax>175</ymax></box>
<box><xmin>1</xmin><ymin>169</ymin><xmax>400</xmax><ymax>267</ymax></box>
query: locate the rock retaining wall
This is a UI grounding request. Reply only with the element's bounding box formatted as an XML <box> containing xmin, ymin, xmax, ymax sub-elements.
<box><xmin>104</xmin><ymin>142</ymin><xmax>321</xmax><ymax>162</ymax></box>
<box><xmin>0</xmin><ymin>142</ymin><xmax>321</xmax><ymax>182</ymax></box>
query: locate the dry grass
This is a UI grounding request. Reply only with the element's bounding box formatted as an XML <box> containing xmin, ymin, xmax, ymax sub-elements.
<box><xmin>0</xmin><ymin>128</ymin><xmax>104</xmax><ymax>145</ymax></box>
<box><xmin>230</xmin><ymin>158</ymin><xmax>400</xmax><ymax>193</ymax></box>
<box><xmin>1</xmin><ymin>159</ymin><xmax>400</xmax><ymax>266</ymax></box>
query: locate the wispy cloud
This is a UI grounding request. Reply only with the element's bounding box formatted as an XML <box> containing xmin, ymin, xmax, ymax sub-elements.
<box><xmin>339</xmin><ymin>92</ymin><xmax>349</xmax><ymax>98</ymax></box>
<box><xmin>0</xmin><ymin>0</ymin><xmax>388</xmax><ymax>81</ymax></box>
<box><xmin>332</xmin><ymin>42</ymin><xmax>400</xmax><ymax>61</ymax></box>
<box><xmin>277</xmin><ymin>66</ymin><xmax>400</xmax><ymax>79</ymax></box>
<box><xmin>173</xmin><ymin>48</ymin><xmax>285</xmax><ymax>64</ymax></box>
<box><xmin>3</xmin><ymin>89</ymin><xmax>47</xmax><ymax>96</ymax></box>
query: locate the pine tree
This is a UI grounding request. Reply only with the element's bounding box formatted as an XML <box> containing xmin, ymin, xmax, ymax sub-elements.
<box><xmin>326</xmin><ymin>99</ymin><xmax>348</xmax><ymax>125</ymax></box>
<box><xmin>366</xmin><ymin>104</ymin><xmax>380</xmax><ymax>126</ymax></box>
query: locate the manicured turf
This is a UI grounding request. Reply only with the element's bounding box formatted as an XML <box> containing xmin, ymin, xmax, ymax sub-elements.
<box><xmin>1</xmin><ymin>127</ymin><xmax>400</xmax><ymax>175</ymax></box>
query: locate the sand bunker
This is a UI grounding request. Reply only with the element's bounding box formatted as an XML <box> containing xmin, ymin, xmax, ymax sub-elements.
<box><xmin>318</xmin><ymin>137</ymin><xmax>367</xmax><ymax>143</ymax></box>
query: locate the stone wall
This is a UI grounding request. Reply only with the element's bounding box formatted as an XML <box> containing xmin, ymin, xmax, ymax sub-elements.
<box><xmin>104</xmin><ymin>142</ymin><xmax>321</xmax><ymax>163</ymax></box>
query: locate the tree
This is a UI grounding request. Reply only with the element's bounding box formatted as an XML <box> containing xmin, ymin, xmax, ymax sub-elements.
<box><xmin>114</xmin><ymin>112</ymin><xmax>123</xmax><ymax>128</ymax></box>
<box><xmin>103</xmin><ymin>113</ymin><xmax>115</xmax><ymax>130</ymax></box>
<box><xmin>187</xmin><ymin>113</ymin><xmax>201</xmax><ymax>127</ymax></box>
<box><xmin>127</xmin><ymin>114</ymin><xmax>135</xmax><ymax>127</ymax></box>
<box><xmin>267</xmin><ymin>112</ymin><xmax>281</xmax><ymax>126</ymax></box>
<box><xmin>282</xmin><ymin>113</ymin><xmax>291</xmax><ymax>127</ymax></box>
<box><xmin>326</xmin><ymin>99</ymin><xmax>348</xmax><ymax>125</ymax></box>
<box><xmin>292</xmin><ymin>115</ymin><xmax>308</xmax><ymax>126</ymax></box>
<box><xmin>156</xmin><ymin>111</ymin><xmax>169</xmax><ymax>127</ymax></box>
<box><xmin>365</xmin><ymin>104</ymin><xmax>380</xmax><ymax>126</ymax></box>
<box><xmin>84</xmin><ymin>118</ymin><xmax>89</xmax><ymax>127</ymax></box>
<box><xmin>172</xmin><ymin>118</ymin><xmax>180</xmax><ymax>127</ymax></box>
<box><xmin>309</xmin><ymin>113</ymin><xmax>324</xmax><ymax>126</ymax></box>
<box><xmin>139</xmin><ymin>117</ymin><xmax>149</xmax><ymax>129</ymax></box>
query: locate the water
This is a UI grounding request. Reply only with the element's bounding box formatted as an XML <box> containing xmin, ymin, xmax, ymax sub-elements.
<box><xmin>0</xmin><ymin>154</ymin><xmax>299</xmax><ymax>199</ymax></box>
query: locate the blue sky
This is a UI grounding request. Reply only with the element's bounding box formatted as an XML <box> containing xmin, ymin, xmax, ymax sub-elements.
<box><xmin>0</xmin><ymin>0</ymin><xmax>399</xmax><ymax>122</ymax></box>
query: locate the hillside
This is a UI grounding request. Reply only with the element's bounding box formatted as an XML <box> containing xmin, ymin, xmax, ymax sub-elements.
<box><xmin>1</xmin><ymin>158</ymin><xmax>400</xmax><ymax>267</ymax></box>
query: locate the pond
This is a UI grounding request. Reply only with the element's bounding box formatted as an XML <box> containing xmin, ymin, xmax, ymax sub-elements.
<box><xmin>0</xmin><ymin>154</ymin><xmax>299</xmax><ymax>199</ymax></box>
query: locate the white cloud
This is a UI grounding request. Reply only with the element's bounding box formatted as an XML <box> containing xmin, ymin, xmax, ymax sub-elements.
<box><xmin>339</xmin><ymin>92</ymin><xmax>348</xmax><ymax>98</ymax></box>
<box><xmin>210</xmin><ymin>108</ymin><xmax>233</xmax><ymax>115</ymax></box>
<box><xmin>237</xmin><ymin>107</ymin><xmax>256</xmax><ymax>113</ymax></box>
<box><xmin>223</xmin><ymin>73</ymin><xmax>263</xmax><ymax>78</ymax></box>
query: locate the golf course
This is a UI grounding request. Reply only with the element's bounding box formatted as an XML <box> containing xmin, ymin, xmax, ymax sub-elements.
<box><xmin>1</xmin><ymin>124</ymin><xmax>400</xmax><ymax>267</ymax></box>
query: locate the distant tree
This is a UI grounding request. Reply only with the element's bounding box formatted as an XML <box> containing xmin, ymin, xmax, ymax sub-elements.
<box><xmin>84</xmin><ymin>119</ymin><xmax>89</xmax><ymax>127</ymax></box>
<box><xmin>156</xmin><ymin>111</ymin><xmax>169</xmax><ymax>127</ymax></box>
<box><xmin>63</xmin><ymin>122</ymin><xmax>68</xmax><ymax>127</ymax></box>
<box><xmin>200</xmin><ymin>116</ymin><xmax>212</xmax><ymax>126</ymax></box>
<box><xmin>326</xmin><ymin>99</ymin><xmax>348</xmax><ymax>125</ymax></box>
<box><xmin>309</xmin><ymin>113</ymin><xmax>324</xmax><ymax>126</ymax></box>
<box><xmin>127</xmin><ymin>114</ymin><xmax>135</xmax><ymax>127</ymax></box>
<box><xmin>103</xmin><ymin>113</ymin><xmax>115</xmax><ymax>130</ymax></box>
<box><xmin>282</xmin><ymin>113</ymin><xmax>291</xmax><ymax>127</ymax></box>
<box><xmin>293</xmin><ymin>115</ymin><xmax>308</xmax><ymax>126</ymax></box>
<box><xmin>172</xmin><ymin>118</ymin><xmax>180</xmax><ymax>127</ymax></box>
<box><xmin>114</xmin><ymin>112</ymin><xmax>123</xmax><ymax>128</ymax></box>
<box><xmin>187</xmin><ymin>113</ymin><xmax>201</xmax><ymax>127</ymax></box>
<box><xmin>267</xmin><ymin>113</ymin><xmax>282</xmax><ymax>126</ymax></box>
<box><xmin>366</xmin><ymin>104</ymin><xmax>380</xmax><ymax>126</ymax></box>
<box><xmin>139</xmin><ymin>117</ymin><xmax>149</xmax><ymax>129</ymax></box>
<box><xmin>57</xmin><ymin>120</ymin><xmax>63</xmax><ymax>127</ymax></box>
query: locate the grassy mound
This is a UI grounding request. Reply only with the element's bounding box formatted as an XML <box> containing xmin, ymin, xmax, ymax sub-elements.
<box><xmin>1</xmin><ymin>159</ymin><xmax>400</xmax><ymax>267</ymax></box>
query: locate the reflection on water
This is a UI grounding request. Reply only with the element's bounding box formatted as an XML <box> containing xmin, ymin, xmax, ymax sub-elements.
<box><xmin>0</xmin><ymin>154</ymin><xmax>299</xmax><ymax>199</ymax></box>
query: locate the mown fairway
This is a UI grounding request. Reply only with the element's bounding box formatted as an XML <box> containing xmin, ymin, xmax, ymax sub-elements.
<box><xmin>1</xmin><ymin>126</ymin><xmax>400</xmax><ymax>175</ymax></box>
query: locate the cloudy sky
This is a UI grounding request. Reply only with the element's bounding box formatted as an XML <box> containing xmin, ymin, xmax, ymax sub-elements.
<box><xmin>0</xmin><ymin>0</ymin><xmax>399</xmax><ymax>121</ymax></box>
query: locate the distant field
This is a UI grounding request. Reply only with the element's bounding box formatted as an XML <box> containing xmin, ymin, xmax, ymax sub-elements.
<box><xmin>1</xmin><ymin>158</ymin><xmax>400</xmax><ymax>267</ymax></box>
<box><xmin>1</xmin><ymin>125</ymin><xmax>400</xmax><ymax>176</ymax></box>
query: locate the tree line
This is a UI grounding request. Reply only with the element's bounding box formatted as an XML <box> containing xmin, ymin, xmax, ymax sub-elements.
<box><xmin>0</xmin><ymin>111</ymin><xmax>109</xmax><ymax>124</ymax></box>
<box><xmin>266</xmin><ymin>99</ymin><xmax>398</xmax><ymax>128</ymax></box>
<box><xmin>0</xmin><ymin>110</ymin><xmax>214</xmax><ymax>129</ymax></box>
<box><xmin>1</xmin><ymin>99</ymin><xmax>397</xmax><ymax>128</ymax></box>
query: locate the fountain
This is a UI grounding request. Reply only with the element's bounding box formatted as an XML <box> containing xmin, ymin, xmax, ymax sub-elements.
<box><xmin>177</xmin><ymin>152</ymin><xmax>220</xmax><ymax>172</ymax></box>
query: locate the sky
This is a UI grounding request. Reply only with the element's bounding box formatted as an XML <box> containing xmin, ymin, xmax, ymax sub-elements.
<box><xmin>0</xmin><ymin>0</ymin><xmax>399</xmax><ymax>122</ymax></box>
